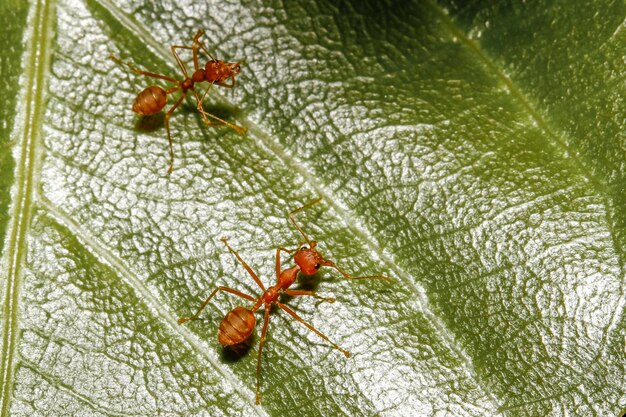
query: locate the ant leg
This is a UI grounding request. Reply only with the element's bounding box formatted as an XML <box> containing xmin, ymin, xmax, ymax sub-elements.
<box><xmin>277</xmin><ymin>247</ymin><xmax>298</xmax><ymax>255</ymax></box>
<box><xmin>255</xmin><ymin>304</ymin><xmax>271</xmax><ymax>404</ymax></box>
<box><xmin>192</xmin><ymin>32</ymin><xmax>218</xmax><ymax>62</ymax></box>
<box><xmin>288</xmin><ymin>197</ymin><xmax>323</xmax><ymax>247</ymax></box>
<box><xmin>164</xmin><ymin>32</ymin><xmax>204</xmax><ymax>72</ymax></box>
<box><xmin>178</xmin><ymin>286</ymin><xmax>255</xmax><ymax>325</ymax></box>
<box><xmin>283</xmin><ymin>289</ymin><xmax>335</xmax><ymax>303</ymax></box>
<box><xmin>163</xmin><ymin>92</ymin><xmax>186</xmax><ymax>174</ymax></box>
<box><xmin>190</xmin><ymin>30</ymin><xmax>209</xmax><ymax>69</ymax></box>
<box><xmin>275</xmin><ymin>301</ymin><xmax>350</xmax><ymax>357</ymax></box>
<box><xmin>170</xmin><ymin>44</ymin><xmax>192</xmax><ymax>78</ymax></box>
<box><xmin>275</xmin><ymin>247</ymin><xmax>300</xmax><ymax>280</ymax></box>
<box><xmin>221</xmin><ymin>238</ymin><xmax>266</xmax><ymax>291</ymax></box>
<box><xmin>192</xmin><ymin>87</ymin><xmax>223</xmax><ymax>128</ymax></box>
<box><xmin>193</xmin><ymin>86</ymin><xmax>221</xmax><ymax>126</ymax></box>
<box><xmin>192</xmin><ymin>89</ymin><xmax>247</xmax><ymax>135</ymax></box>
<box><xmin>195</xmin><ymin>77</ymin><xmax>237</xmax><ymax>118</ymax></box>
<box><xmin>192</xmin><ymin>29</ymin><xmax>205</xmax><ymax>43</ymax></box>
<box><xmin>198</xmin><ymin>80</ymin><xmax>214</xmax><ymax>103</ymax></box>
<box><xmin>109</xmin><ymin>55</ymin><xmax>178</xmax><ymax>83</ymax></box>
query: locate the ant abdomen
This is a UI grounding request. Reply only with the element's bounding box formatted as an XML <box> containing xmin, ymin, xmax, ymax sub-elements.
<box><xmin>218</xmin><ymin>306</ymin><xmax>256</xmax><ymax>346</ymax></box>
<box><xmin>132</xmin><ymin>86</ymin><xmax>167</xmax><ymax>116</ymax></box>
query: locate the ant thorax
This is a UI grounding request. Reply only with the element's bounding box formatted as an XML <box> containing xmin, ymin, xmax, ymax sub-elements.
<box><xmin>191</xmin><ymin>69</ymin><xmax>205</xmax><ymax>83</ymax></box>
<box><xmin>278</xmin><ymin>266</ymin><xmax>299</xmax><ymax>288</ymax></box>
<box><xmin>294</xmin><ymin>247</ymin><xmax>324</xmax><ymax>275</ymax></box>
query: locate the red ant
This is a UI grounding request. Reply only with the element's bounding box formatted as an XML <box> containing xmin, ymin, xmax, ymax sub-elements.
<box><xmin>177</xmin><ymin>198</ymin><xmax>392</xmax><ymax>404</ymax></box>
<box><xmin>110</xmin><ymin>30</ymin><xmax>246</xmax><ymax>174</ymax></box>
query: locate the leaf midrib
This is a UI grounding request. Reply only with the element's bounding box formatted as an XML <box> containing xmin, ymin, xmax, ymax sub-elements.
<box><xmin>37</xmin><ymin>198</ymin><xmax>269</xmax><ymax>415</ymax></box>
<box><xmin>0</xmin><ymin>0</ymin><xmax>55</xmax><ymax>415</ymax></box>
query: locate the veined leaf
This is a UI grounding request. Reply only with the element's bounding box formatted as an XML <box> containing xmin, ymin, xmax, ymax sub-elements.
<box><xmin>1</xmin><ymin>0</ymin><xmax>624</xmax><ymax>415</ymax></box>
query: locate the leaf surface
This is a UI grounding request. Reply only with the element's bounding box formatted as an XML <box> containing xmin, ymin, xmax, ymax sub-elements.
<box><xmin>1</xmin><ymin>0</ymin><xmax>625</xmax><ymax>416</ymax></box>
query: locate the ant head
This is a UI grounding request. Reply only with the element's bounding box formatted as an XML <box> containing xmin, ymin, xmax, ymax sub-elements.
<box><xmin>204</xmin><ymin>60</ymin><xmax>240</xmax><ymax>83</ymax></box>
<box><xmin>294</xmin><ymin>242</ymin><xmax>394</xmax><ymax>283</ymax></box>
<box><xmin>294</xmin><ymin>241</ymin><xmax>336</xmax><ymax>275</ymax></box>
<box><xmin>204</xmin><ymin>60</ymin><xmax>223</xmax><ymax>81</ymax></box>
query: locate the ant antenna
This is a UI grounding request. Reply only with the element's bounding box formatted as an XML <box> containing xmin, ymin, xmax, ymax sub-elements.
<box><xmin>289</xmin><ymin>197</ymin><xmax>323</xmax><ymax>247</ymax></box>
<box><xmin>289</xmin><ymin>198</ymin><xmax>394</xmax><ymax>282</ymax></box>
<box><xmin>321</xmin><ymin>259</ymin><xmax>393</xmax><ymax>283</ymax></box>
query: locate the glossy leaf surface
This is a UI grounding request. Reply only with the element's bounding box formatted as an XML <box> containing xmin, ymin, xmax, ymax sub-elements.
<box><xmin>0</xmin><ymin>0</ymin><xmax>625</xmax><ymax>416</ymax></box>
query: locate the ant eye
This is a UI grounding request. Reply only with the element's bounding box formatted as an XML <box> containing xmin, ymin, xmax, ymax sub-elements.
<box><xmin>314</xmin><ymin>263</ymin><xmax>321</xmax><ymax>270</ymax></box>
<box><xmin>300</xmin><ymin>246</ymin><xmax>308</xmax><ymax>251</ymax></box>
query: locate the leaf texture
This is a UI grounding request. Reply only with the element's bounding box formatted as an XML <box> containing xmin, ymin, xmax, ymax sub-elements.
<box><xmin>0</xmin><ymin>0</ymin><xmax>625</xmax><ymax>416</ymax></box>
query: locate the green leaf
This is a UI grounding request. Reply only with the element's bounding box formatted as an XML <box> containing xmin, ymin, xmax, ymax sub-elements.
<box><xmin>1</xmin><ymin>0</ymin><xmax>625</xmax><ymax>415</ymax></box>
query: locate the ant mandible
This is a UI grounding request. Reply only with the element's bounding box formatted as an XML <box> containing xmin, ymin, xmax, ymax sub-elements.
<box><xmin>110</xmin><ymin>30</ymin><xmax>246</xmax><ymax>174</ymax></box>
<box><xmin>177</xmin><ymin>198</ymin><xmax>392</xmax><ymax>404</ymax></box>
